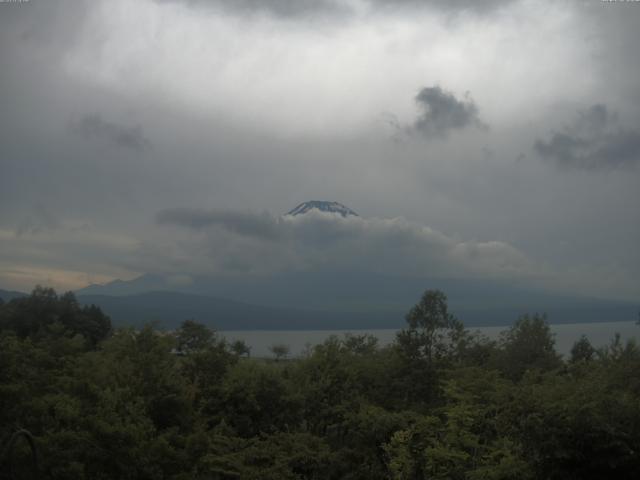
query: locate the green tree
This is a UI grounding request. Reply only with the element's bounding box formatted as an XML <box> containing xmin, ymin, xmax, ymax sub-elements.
<box><xmin>398</xmin><ymin>290</ymin><xmax>465</xmax><ymax>363</ymax></box>
<box><xmin>217</xmin><ymin>362</ymin><xmax>300</xmax><ymax>437</ymax></box>
<box><xmin>200</xmin><ymin>432</ymin><xmax>331</xmax><ymax>480</ymax></box>
<box><xmin>175</xmin><ymin>321</ymin><xmax>237</xmax><ymax>417</ymax></box>
<box><xmin>230</xmin><ymin>339</ymin><xmax>251</xmax><ymax>358</ymax></box>
<box><xmin>269</xmin><ymin>344</ymin><xmax>290</xmax><ymax>361</ymax></box>
<box><xmin>175</xmin><ymin>319</ymin><xmax>215</xmax><ymax>354</ymax></box>
<box><xmin>570</xmin><ymin>335</ymin><xmax>595</xmax><ymax>363</ymax></box>
<box><xmin>504</xmin><ymin>365</ymin><xmax>640</xmax><ymax>479</ymax></box>
<box><xmin>0</xmin><ymin>287</ymin><xmax>111</xmax><ymax>347</ymax></box>
<box><xmin>498</xmin><ymin>313</ymin><xmax>561</xmax><ymax>381</ymax></box>
<box><xmin>384</xmin><ymin>369</ymin><xmax>531</xmax><ymax>480</ymax></box>
<box><xmin>394</xmin><ymin>290</ymin><xmax>467</xmax><ymax>406</ymax></box>
<box><xmin>342</xmin><ymin>333</ymin><xmax>378</xmax><ymax>356</ymax></box>
<box><xmin>291</xmin><ymin>336</ymin><xmax>364</xmax><ymax>437</ymax></box>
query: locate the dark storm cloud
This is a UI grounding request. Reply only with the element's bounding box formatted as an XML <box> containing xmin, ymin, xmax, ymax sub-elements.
<box><xmin>71</xmin><ymin>114</ymin><xmax>151</xmax><ymax>152</ymax></box>
<box><xmin>156</xmin><ymin>208</ymin><xmax>281</xmax><ymax>239</ymax></box>
<box><xmin>156</xmin><ymin>0</ymin><xmax>517</xmax><ymax>18</ymax></box>
<box><xmin>368</xmin><ymin>0</ymin><xmax>518</xmax><ymax>14</ymax></box>
<box><xmin>534</xmin><ymin>104</ymin><xmax>640</xmax><ymax>170</ymax></box>
<box><xmin>412</xmin><ymin>86</ymin><xmax>486</xmax><ymax>138</ymax></box>
<box><xmin>155</xmin><ymin>0</ymin><xmax>347</xmax><ymax>18</ymax></box>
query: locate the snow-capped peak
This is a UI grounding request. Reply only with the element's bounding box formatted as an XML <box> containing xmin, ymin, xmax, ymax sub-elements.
<box><xmin>286</xmin><ymin>200</ymin><xmax>358</xmax><ymax>218</ymax></box>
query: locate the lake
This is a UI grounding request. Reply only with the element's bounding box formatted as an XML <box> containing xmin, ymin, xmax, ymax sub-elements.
<box><xmin>222</xmin><ymin>321</ymin><xmax>639</xmax><ymax>358</ymax></box>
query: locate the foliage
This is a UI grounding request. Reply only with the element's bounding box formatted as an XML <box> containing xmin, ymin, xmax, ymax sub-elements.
<box><xmin>1</xmin><ymin>287</ymin><xmax>639</xmax><ymax>478</ymax></box>
<box><xmin>497</xmin><ymin>313</ymin><xmax>562</xmax><ymax>380</ymax></box>
<box><xmin>230</xmin><ymin>339</ymin><xmax>251</xmax><ymax>357</ymax></box>
<box><xmin>398</xmin><ymin>290</ymin><xmax>466</xmax><ymax>363</ymax></box>
<box><xmin>269</xmin><ymin>343</ymin><xmax>290</xmax><ymax>361</ymax></box>
<box><xmin>0</xmin><ymin>286</ymin><xmax>111</xmax><ymax>347</ymax></box>
<box><xmin>570</xmin><ymin>335</ymin><xmax>595</xmax><ymax>363</ymax></box>
<box><xmin>394</xmin><ymin>290</ymin><xmax>469</xmax><ymax>407</ymax></box>
<box><xmin>175</xmin><ymin>319</ymin><xmax>215</xmax><ymax>354</ymax></box>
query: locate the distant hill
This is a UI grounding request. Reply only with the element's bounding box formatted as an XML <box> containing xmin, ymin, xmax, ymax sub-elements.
<box><xmin>5</xmin><ymin>280</ymin><xmax>638</xmax><ymax>331</ymax></box>
<box><xmin>75</xmin><ymin>289</ymin><xmax>638</xmax><ymax>331</ymax></box>
<box><xmin>78</xmin><ymin>275</ymin><xmax>170</xmax><ymax>296</ymax></box>
<box><xmin>76</xmin><ymin>291</ymin><xmax>404</xmax><ymax>330</ymax></box>
<box><xmin>75</xmin><ymin>272</ymin><xmax>639</xmax><ymax>326</ymax></box>
<box><xmin>0</xmin><ymin>289</ymin><xmax>27</xmax><ymax>302</ymax></box>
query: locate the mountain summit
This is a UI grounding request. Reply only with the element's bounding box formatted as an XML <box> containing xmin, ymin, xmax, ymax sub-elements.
<box><xmin>286</xmin><ymin>201</ymin><xmax>358</xmax><ymax>217</ymax></box>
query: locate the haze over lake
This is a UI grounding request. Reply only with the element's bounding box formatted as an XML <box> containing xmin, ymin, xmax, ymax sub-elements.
<box><xmin>223</xmin><ymin>321</ymin><xmax>639</xmax><ymax>358</ymax></box>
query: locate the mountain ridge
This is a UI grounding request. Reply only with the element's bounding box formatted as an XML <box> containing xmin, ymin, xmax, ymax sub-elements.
<box><xmin>2</xmin><ymin>285</ymin><xmax>637</xmax><ymax>330</ymax></box>
<box><xmin>286</xmin><ymin>200</ymin><xmax>358</xmax><ymax>217</ymax></box>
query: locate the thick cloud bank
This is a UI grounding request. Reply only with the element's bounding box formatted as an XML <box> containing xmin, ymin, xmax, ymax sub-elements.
<box><xmin>155</xmin><ymin>208</ymin><xmax>537</xmax><ymax>279</ymax></box>
<box><xmin>157</xmin><ymin>208</ymin><xmax>281</xmax><ymax>239</ymax></box>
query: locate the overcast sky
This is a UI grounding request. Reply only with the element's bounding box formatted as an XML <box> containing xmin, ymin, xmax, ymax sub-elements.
<box><xmin>1</xmin><ymin>0</ymin><xmax>639</xmax><ymax>301</ymax></box>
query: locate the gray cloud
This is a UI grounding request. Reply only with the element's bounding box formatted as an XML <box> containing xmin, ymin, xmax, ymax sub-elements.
<box><xmin>155</xmin><ymin>0</ymin><xmax>348</xmax><ymax>18</ymax></box>
<box><xmin>156</xmin><ymin>208</ymin><xmax>282</xmax><ymax>240</ymax></box>
<box><xmin>534</xmin><ymin>104</ymin><xmax>640</xmax><ymax>170</ymax></box>
<box><xmin>71</xmin><ymin>114</ymin><xmax>151</xmax><ymax>152</ymax></box>
<box><xmin>153</xmin><ymin>207</ymin><xmax>536</xmax><ymax>280</ymax></box>
<box><xmin>0</xmin><ymin>0</ymin><xmax>639</xmax><ymax>302</ymax></box>
<box><xmin>368</xmin><ymin>0</ymin><xmax>518</xmax><ymax>15</ymax></box>
<box><xmin>156</xmin><ymin>0</ymin><xmax>517</xmax><ymax>18</ymax></box>
<box><xmin>16</xmin><ymin>203</ymin><xmax>60</xmax><ymax>236</ymax></box>
<box><xmin>412</xmin><ymin>86</ymin><xmax>486</xmax><ymax>137</ymax></box>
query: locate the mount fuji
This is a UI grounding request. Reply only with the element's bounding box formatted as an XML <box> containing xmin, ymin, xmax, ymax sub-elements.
<box><xmin>62</xmin><ymin>200</ymin><xmax>638</xmax><ymax>330</ymax></box>
<box><xmin>286</xmin><ymin>200</ymin><xmax>358</xmax><ymax>218</ymax></box>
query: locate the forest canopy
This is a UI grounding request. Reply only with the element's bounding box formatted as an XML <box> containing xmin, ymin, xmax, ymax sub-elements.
<box><xmin>1</xmin><ymin>287</ymin><xmax>639</xmax><ymax>479</ymax></box>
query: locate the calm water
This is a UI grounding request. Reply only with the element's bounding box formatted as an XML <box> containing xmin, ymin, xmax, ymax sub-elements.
<box><xmin>222</xmin><ymin>321</ymin><xmax>639</xmax><ymax>358</ymax></box>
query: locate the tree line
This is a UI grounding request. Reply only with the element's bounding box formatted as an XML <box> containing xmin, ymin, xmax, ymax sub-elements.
<box><xmin>1</xmin><ymin>287</ymin><xmax>639</xmax><ymax>479</ymax></box>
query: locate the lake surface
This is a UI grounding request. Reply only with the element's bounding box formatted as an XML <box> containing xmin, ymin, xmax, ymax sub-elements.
<box><xmin>222</xmin><ymin>321</ymin><xmax>639</xmax><ymax>358</ymax></box>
